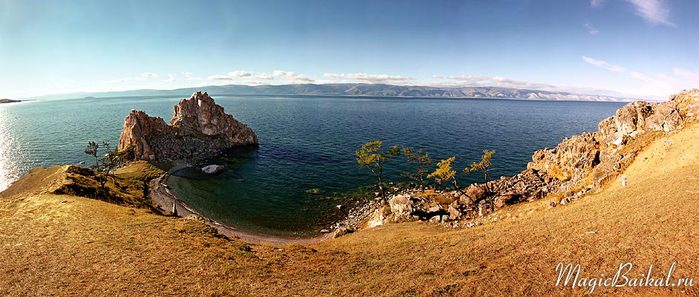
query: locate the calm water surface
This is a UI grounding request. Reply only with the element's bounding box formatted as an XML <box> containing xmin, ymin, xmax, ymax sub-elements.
<box><xmin>0</xmin><ymin>96</ymin><xmax>624</xmax><ymax>236</ymax></box>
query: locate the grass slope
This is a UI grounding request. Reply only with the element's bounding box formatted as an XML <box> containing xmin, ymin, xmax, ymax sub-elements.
<box><xmin>0</xmin><ymin>125</ymin><xmax>698</xmax><ymax>296</ymax></box>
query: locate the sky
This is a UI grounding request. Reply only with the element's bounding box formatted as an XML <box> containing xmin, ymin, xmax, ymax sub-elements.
<box><xmin>1</xmin><ymin>0</ymin><xmax>698</xmax><ymax>99</ymax></box>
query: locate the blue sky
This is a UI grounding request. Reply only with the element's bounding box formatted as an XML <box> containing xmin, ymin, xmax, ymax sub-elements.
<box><xmin>0</xmin><ymin>0</ymin><xmax>697</xmax><ymax>99</ymax></box>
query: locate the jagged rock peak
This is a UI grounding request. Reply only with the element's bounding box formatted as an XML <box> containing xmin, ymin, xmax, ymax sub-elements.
<box><xmin>118</xmin><ymin>92</ymin><xmax>258</xmax><ymax>161</ymax></box>
<box><xmin>171</xmin><ymin>92</ymin><xmax>227</xmax><ymax>135</ymax></box>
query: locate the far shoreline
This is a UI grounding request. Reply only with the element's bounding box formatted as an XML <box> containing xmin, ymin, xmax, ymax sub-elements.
<box><xmin>26</xmin><ymin>92</ymin><xmax>638</xmax><ymax>104</ymax></box>
<box><xmin>0</xmin><ymin>99</ymin><xmax>22</xmax><ymax>104</ymax></box>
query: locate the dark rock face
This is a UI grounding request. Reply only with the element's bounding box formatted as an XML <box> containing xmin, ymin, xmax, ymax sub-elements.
<box><xmin>374</xmin><ymin>89</ymin><xmax>699</xmax><ymax>225</ymax></box>
<box><xmin>118</xmin><ymin>92</ymin><xmax>257</xmax><ymax>162</ymax></box>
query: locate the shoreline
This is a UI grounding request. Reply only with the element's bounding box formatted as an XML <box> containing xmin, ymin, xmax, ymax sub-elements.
<box><xmin>148</xmin><ymin>173</ymin><xmax>334</xmax><ymax>246</ymax></box>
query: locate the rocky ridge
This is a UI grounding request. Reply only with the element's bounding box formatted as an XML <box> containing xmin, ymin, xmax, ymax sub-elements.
<box><xmin>118</xmin><ymin>92</ymin><xmax>257</xmax><ymax>162</ymax></box>
<box><xmin>367</xmin><ymin>89</ymin><xmax>699</xmax><ymax>227</ymax></box>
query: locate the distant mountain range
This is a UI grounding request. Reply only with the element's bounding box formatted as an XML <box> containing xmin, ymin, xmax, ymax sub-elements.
<box><xmin>32</xmin><ymin>83</ymin><xmax>634</xmax><ymax>102</ymax></box>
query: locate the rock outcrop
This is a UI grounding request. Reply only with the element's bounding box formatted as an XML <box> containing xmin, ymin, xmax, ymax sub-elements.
<box><xmin>373</xmin><ymin>89</ymin><xmax>699</xmax><ymax>226</ymax></box>
<box><xmin>201</xmin><ymin>164</ymin><xmax>225</xmax><ymax>175</ymax></box>
<box><xmin>118</xmin><ymin>92</ymin><xmax>257</xmax><ymax>161</ymax></box>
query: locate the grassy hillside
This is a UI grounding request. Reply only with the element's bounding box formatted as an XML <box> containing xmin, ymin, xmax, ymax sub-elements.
<box><xmin>1</xmin><ymin>124</ymin><xmax>698</xmax><ymax>296</ymax></box>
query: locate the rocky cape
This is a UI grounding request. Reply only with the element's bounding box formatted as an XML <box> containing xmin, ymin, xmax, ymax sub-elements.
<box><xmin>0</xmin><ymin>99</ymin><xmax>21</xmax><ymax>104</ymax></box>
<box><xmin>366</xmin><ymin>89</ymin><xmax>699</xmax><ymax>228</ymax></box>
<box><xmin>118</xmin><ymin>92</ymin><xmax>258</xmax><ymax>162</ymax></box>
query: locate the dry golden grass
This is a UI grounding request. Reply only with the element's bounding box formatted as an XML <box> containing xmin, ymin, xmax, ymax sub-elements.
<box><xmin>113</xmin><ymin>160</ymin><xmax>165</xmax><ymax>181</ymax></box>
<box><xmin>5</xmin><ymin>161</ymin><xmax>165</xmax><ymax>208</ymax></box>
<box><xmin>1</xmin><ymin>124</ymin><xmax>698</xmax><ymax>296</ymax></box>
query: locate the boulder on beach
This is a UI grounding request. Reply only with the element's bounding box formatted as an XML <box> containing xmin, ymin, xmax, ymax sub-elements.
<box><xmin>201</xmin><ymin>164</ymin><xmax>225</xmax><ymax>175</ymax></box>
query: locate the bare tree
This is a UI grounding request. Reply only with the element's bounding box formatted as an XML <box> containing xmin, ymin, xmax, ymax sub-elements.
<box><xmin>84</xmin><ymin>141</ymin><xmax>127</xmax><ymax>189</ymax></box>
<box><xmin>356</xmin><ymin>140</ymin><xmax>400</xmax><ymax>200</ymax></box>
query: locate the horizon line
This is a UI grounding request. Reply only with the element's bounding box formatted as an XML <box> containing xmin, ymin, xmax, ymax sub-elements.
<box><xmin>18</xmin><ymin>82</ymin><xmax>655</xmax><ymax>102</ymax></box>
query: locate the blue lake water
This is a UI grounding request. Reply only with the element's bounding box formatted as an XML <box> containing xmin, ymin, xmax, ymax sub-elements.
<box><xmin>0</xmin><ymin>95</ymin><xmax>624</xmax><ymax>236</ymax></box>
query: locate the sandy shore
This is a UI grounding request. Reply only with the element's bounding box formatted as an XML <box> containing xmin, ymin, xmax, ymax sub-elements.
<box><xmin>148</xmin><ymin>173</ymin><xmax>334</xmax><ymax>246</ymax></box>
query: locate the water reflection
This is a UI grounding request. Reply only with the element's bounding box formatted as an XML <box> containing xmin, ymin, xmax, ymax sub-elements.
<box><xmin>0</xmin><ymin>104</ymin><xmax>28</xmax><ymax>191</ymax></box>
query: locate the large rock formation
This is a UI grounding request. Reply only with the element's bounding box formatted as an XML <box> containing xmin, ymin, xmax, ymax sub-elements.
<box><xmin>373</xmin><ymin>89</ymin><xmax>699</xmax><ymax>225</ymax></box>
<box><xmin>118</xmin><ymin>92</ymin><xmax>257</xmax><ymax>161</ymax></box>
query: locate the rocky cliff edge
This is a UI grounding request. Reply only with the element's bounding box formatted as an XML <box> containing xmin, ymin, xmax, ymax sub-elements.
<box><xmin>367</xmin><ymin>89</ymin><xmax>699</xmax><ymax>227</ymax></box>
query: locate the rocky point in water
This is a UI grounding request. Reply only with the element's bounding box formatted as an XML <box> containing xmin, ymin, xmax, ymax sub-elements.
<box><xmin>118</xmin><ymin>92</ymin><xmax>258</xmax><ymax>161</ymax></box>
<box><xmin>0</xmin><ymin>99</ymin><xmax>21</xmax><ymax>104</ymax></box>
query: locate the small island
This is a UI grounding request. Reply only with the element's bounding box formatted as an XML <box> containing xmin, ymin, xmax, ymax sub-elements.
<box><xmin>0</xmin><ymin>98</ymin><xmax>21</xmax><ymax>104</ymax></box>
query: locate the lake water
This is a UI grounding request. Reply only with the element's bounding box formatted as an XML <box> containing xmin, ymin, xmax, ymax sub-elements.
<box><xmin>0</xmin><ymin>95</ymin><xmax>624</xmax><ymax>236</ymax></box>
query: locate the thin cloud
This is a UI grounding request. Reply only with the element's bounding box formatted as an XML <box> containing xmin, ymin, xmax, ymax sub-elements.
<box><xmin>208</xmin><ymin>70</ymin><xmax>314</xmax><ymax>84</ymax></box>
<box><xmin>103</xmin><ymin>77</ymin><xmax>133</xmax><ymax>84</ymax></box>
<box><xmin>584</xmin><ymin>23</ymin><xmax>600</xmax><ymax>35</ymax></box>
<box><xmin>208</xmin><ymin>74</ymin><xmax>234</xmax><ymax>81</ymax></box>
<box><xmin>626</xmin><ymin>0</ymin><xmax>674</xmax><ymax>26</ymax></box>
<box><xmin>323</xmin><ymin>73</ymin><xmax>414</xmax><ymax>84</ymax></box>
<box><xmin>445</xmin><ymin>75</ymin><xmax>493</xmax><ymax>84</ymax></box>
<box><xmin>273</xmin><ymin>70</ymin><xmax>314</xmax><ymax>83</ymax></box>
<box><xmin>208</xmin><ymin>71</ymin><xmax>273</xmax><ymax>81</ymax></box>
<box><xmin>182</xmin><ymin>72</ymin><xmax>202</xmax><ymax>81</ymax></box>
<box><xmin>672</xmin><ymin>68</ymin><xmax>699</xmax><ymax>81</ymax></box>
<box><xmin>630</xmin><ymin>69</ymin><xmax>698</xmax><ymax>88</ymax></box>
<box><xmin>136</xmin><ymin>72</ymin><xmax>158</xmax><ymax>81</ymax></box>
<box><xmin>163</xmin><ymin>73</ymin><xmax>176</xmax><ymax>82</ymax></box>
<box><xmin>582</xmin><ymin>56</ymin><xmax>698</xmax><ymax>96</ymax></box>
<box><xmin>228</xmin><ymin>70</ymin><xmax>253</xmax><ymax>78</ymax></box>
<box><xmin>102</xmin><ymin>72</ymin><xmax>159</xmax><ymax>84</ymax></box>
<box><xmin>582</xmin><ymin>56</ymin><xmax>626</xmax><ymax>72</ymax></box>
<box><xmin>99</xmin><ymin>71</ymin><xmax>185</xmax><ymax>90</ymax></box>
<box><xmin>99</xmin><ymin>72</ymin><xmax>157</xmax><ymax>85</ymax></box>
<box><xmin>590</xmin><ymin>0</ymin><xmax>605</xmax><ymax>8</ymax></box>
<box><xmin>442</xmin><ymin>75</ymin><xmax>559</xmax><ymax>90</ymax></box>
<box><xmin>628</xmin><ymin>71</ymin><xmax>677</xmax><ymax>93</ymax></box>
